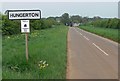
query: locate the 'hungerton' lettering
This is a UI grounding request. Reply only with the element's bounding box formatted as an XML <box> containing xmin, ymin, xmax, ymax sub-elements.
<box><xmin>10</xmin><ymin>13</ymin><xmax>39</xmax><ymax>18</ymax></box>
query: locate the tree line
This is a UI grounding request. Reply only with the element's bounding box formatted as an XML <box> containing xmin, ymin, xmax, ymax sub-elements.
<box><xmin>0</xmin><ymin>12</ymin><xmax>119</xmax><ymax>35</ymax></box>
<box><xmin>1</xmin><ymin>14</ymin><xmax>61</xmax><ymax>35</ymax></box>
<box><xmin>85</xmin><ymin>18</ymin><xmax>120</xmax><ymax>29</ymax></box>
<box><xmin>57</xmin><ymin>13</ymin><xmax>120</xmax><ymax>29</ymax></box>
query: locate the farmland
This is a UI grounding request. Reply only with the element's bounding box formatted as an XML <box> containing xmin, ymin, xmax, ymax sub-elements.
<box><xmin>2</xmin><ymin>25</ymin><xmax>68</xmax><ymax>79</ymax></box>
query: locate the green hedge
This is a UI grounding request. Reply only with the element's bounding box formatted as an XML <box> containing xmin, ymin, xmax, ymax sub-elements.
<box><xmin>91</xmin><ymin>18</ymin><xmax>120</xmax><ymax>29</ymax></box>
<box><xmin>2</xmin><ymin>15</ymin><xmax>60</xmax><ymax>35</ymax></box>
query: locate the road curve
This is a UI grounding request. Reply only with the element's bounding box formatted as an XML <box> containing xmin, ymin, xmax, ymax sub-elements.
<box><xmin>67</xmin><ymin>27</ymin><xmax>118</xmax><ymax>79</ymax></box>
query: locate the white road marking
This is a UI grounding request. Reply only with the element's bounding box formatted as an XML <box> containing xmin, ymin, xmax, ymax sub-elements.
<box><xmin>73</xmin><ymin>28</ymin><xmax>89</xmax><ymax>41</ymax></box>
<box><xmin>73</xmin><ymin>27</ymin><xmax>109</xmax><ymax>56</ymax></box>
<box><xmin>80</xmin><ymin>33</ymin><xmax>83</xmax><ymax>35</ymax></box>
<box><xmin>73</xmin><ymin>27</ymin><xmax>83</xmax><ymax>35</ymax></box>
<box><xmin>83</xmin><ymin>36</ymin><xmax>89</xmax><ymax>41</ymax></box>
<box><xmin>92</xmin><ymin>43</ymin><xmax>109</xmax><ymax>56</ymax></box>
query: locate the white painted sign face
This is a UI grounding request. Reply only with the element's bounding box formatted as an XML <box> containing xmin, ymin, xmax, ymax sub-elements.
<box><xmin>21</xmin><ymin>20</ymin><xmax>30</xmax><ymax>33</ymax></box>
<box><xmin>8</xmin><ymin>10</ymin><xmax>41</xmax><ymax>20</ymax></box>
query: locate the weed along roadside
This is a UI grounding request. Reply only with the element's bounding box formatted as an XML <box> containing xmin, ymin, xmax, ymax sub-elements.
<box><xmin>2</xmin><ymin>25</ymin><xmax>68</xmax><ymax>79</ymax></box>
<box><xmin>2</xmin><ymin>9</ymin><xmax>69</xmax><ymax>79</ymax></box>
<box><xmin>8</xmin><ymin>10</ymin><xmax>41</xmax><ymax>62</ymax></box>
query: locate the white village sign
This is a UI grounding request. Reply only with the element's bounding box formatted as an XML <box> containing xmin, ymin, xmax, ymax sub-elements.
<box><xmin>21</xmin><ymin>20</ymin><xmax>30</xmax><ymax>33</ymax></box>
<box><xmin>8</xmin><ymin>10</ymin><xmax>41</xmax><ymax>62</ymax></box>
<box><xmin>8</xmin><ymin>10</ymin><xmax>41</xmax><ymax>20</ymax></box>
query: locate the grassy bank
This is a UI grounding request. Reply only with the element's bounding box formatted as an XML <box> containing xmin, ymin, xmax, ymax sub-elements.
<box><xmin>2</xmin><ymin>25</ymin><xmax>68</xmax><ymax>79</ymax></box>
<box><xmin>79</xmin><ymin>26</ymin><xmax>119</xmax><ymax>43</ymax></box>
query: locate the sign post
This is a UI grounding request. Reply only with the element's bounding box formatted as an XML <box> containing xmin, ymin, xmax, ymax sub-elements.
<box><xmin>25</xmin><ymin>33</ymin><xmax>28</xmax><ymax>62</ymax></box>
<box><xmin>8</xmin><ymin>10</ymin><xmax>41</xmax><ymax>62</ymax></box>
<box><xmin>21</xmin><ymin>20</ymin><xmax>30</xmax><ymax>62</ymax></box>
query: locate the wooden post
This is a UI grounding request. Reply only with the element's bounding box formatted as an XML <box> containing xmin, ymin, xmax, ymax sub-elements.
<box><xmin>25</xmin><ymin>33</ymin><xmax>28</xmax><ymax>62</ymax></box>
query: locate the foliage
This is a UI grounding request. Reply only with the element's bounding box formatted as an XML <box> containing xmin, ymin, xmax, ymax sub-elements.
<box><xmin>2</xmin><ymin>12</ymin><xmax>119</xmax><ymax>36</ymax></box>
<box><xmin>70</xmin><ymin>15</ymin><xmax>82</xmax><ymax>23</ymax></box>
<box><xmin>61</xmin><ymin>13</ymin><xmax>70</xmax><ymax>25</ymax></box>
<box><xmin>90</xmin><ymin>18</ymin><xmax>119</xmax><ymax>29</ymax></box>
<box><xmin>2</xmin><ymin>15</ymin><xmax>21</xmax><ymax>35</ymax></box>
<box><xmin>2</xmin><ymin>14</ymin><xmax>59</xmax><ymax>35</ymax></box>
<box><xmin>30</xmin><ymin>20</ymin><xmax>43</xmax><ymax>30</ymax></box>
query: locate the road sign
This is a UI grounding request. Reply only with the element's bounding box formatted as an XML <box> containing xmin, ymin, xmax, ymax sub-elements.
<box><xmin>21</xmin><ymin>20</ymin><xmax>30</xmax><ymax>33</ymax></box>
<box><xmin>8</xmin><ymin>9</ymin><xmax>41</xmax><ymax>62</ymax></box>
<box><xmin>8</xmin><ymin>10</ymin><xmax>41</xmax><ymax>20</ymax></box>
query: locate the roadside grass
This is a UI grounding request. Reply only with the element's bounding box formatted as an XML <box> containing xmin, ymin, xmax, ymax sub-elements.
<box><xmin>2</xmin><ymin>25</ymin><xmax>68</xmax><ymax>79</ymax></box>
<box><xmin>79</xmin><ymin>26</ymin><xmax>119</xmax><ymax>43</ymax></box>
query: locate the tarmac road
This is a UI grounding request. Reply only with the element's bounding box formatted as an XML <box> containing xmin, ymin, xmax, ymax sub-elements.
<box><xmin>67</xmin><ymin>27</ymin><xmax>118</xmax><ymax>79</ymax></box>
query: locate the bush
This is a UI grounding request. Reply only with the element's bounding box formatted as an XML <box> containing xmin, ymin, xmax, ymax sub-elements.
<box><xmin>91</xmin><ymin>18</ymin><xmax>119</xmax><ymax>29</ymax></box>
<box><xmin>2</xmin><ymin>15</ymin><xmax>20</xmax><ymax>35</ymax></box>
<box><xmin>2</xmin><ymin>14</ymin><xmax>58</xmax><ymax>35</ymax></box>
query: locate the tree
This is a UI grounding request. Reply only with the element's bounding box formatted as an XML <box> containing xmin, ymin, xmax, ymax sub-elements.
<box><xmin>70</xmin><ymin>15</ymin><xmax>82</xmax><ymax>23</ymax></box>
<box><xmin>82</xmin><ymin>16</ymin><xmax>89</xmax><ymax>24</ymax></box>
<box><xmin>61</xmin><ymin>13</ymin><xmax>70</xmax><ymax>25</ymax></box>
<box><xmin>93</xmin><ymin>16</ymin><xmax>101</xmax><ymax>21</ymax></box>
<box><xmin>2</xmin><ymin>15</ymin><xmax>20</xmax><ymax>35</ymax></box>
<box><xmin>117</xmin><ymin>19</ymin><xmax>120</xmax><ymax>29</ymax></box>
<box><xmin>31</xmin><ymin>20</ymin><xmax>43</xmax><ymax>30</ymax></box>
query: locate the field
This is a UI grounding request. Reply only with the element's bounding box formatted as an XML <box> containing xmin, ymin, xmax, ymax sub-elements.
<box><xmin>79</xmin><ymin>26</ymin><xmax>119</xmax><ymax>43</ymax></box>
<box><xmin>2</xmin><ymin>25</ymin><xmax>68</xmax><ymax>79</ymax></box>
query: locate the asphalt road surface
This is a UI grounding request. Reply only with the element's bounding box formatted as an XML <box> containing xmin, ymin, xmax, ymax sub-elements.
<box><xmin>67</xmin><ymin>27</ymin><xmax>118</xmax><ymax>79</ymax></box>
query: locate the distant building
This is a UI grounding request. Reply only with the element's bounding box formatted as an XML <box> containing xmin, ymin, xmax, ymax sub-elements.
<box><xmin>73</xmin><ymin>23</ymin><xmax>80</xmax><ymax>27</ymax></box>
<box><xmin>55</xmin><ymin>17</ymin><xmax>61</xmax><ymax>23</ymax></box>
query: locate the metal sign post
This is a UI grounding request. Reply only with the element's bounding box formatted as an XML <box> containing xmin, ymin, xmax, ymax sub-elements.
<box><xmin>8</xmin><ymin>10</ymin><xmax>41</xmax><ymax>62</ymax></box>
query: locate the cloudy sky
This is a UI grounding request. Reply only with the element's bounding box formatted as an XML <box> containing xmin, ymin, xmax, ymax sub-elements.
<box><xmin>1</xmin><ymin>2</ymin><xmax>119</xmax><ymax>18</ymax></box>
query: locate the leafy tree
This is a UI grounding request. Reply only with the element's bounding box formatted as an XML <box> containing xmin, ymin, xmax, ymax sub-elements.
<box><xmin>93</xmin><ymin>16</ymin><xmax>101</xmax><ymax>21</ymax></box>
<box><xmin>2</xmin><ymin>15</ymin><xmax>20</xmax><ymax>35</ymax></box>
<box><xmin>70</xmin><ymin>15</ymin><xmax>82</xmax><ymax>23</ymax></box>
<box><xmin>31</xmin><ymin>20</ymin><xmax>43</xmax><ymax>30</ymax></box>
<box><xmin>90</xmin><ymin>18</ymin><xmax>119</xmax><ymax>29</ymax></box>
<box><xmin>110</xmin><ymin>18</ymin><xmax>119</xmax><ymax>29</ymax></box>
<box><xmin>82</xmin><ymin>16</ymin><xmax>89</xmax><ymax>24</ymax></box>
<box><xmin>61</xmin><ymin>13</ymin><xmax>70</xmax><ymax>25</ymax></box>
<box><xmin>117</xmin><ymin>19</ymin><xmax>120</xmax><ymax>29</ymax></box>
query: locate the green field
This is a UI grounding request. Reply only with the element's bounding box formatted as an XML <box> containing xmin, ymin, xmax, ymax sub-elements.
<box><xmin>79</xmin><ymin>26</ymin><xmax>119</xmax><ymax>43</ymax></box>
<box><xmin>2</xmin><ymin>25</ymin><xmax>68</xmax><ymax>79</ymax></box>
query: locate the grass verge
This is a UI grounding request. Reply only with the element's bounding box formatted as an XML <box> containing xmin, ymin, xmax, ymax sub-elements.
<box><xmin>79</xmin><ymin>26</ymin><xmax>119</xmax><ymax>43</ymax></box>
<box><xmin>2</xmin><ymin>25</ymin><xmax>68</xmax><ymax>79</ymax></box>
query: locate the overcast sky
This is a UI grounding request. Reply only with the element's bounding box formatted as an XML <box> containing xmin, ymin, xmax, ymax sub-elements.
<box><xmin>0</xmin><ymin>0</ymin><xmax>119</xmax><ymax>2</ymax></box>
<box><xmin>1</xmin><ymin>2</ymin><xmax>118</xmax><ymax>18</ymax></box>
